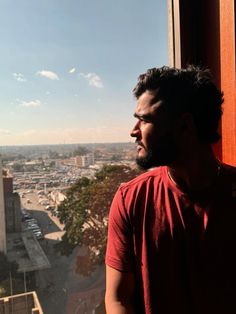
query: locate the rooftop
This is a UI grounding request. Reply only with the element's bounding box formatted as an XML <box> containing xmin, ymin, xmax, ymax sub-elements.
<box><xmin>7</xmin><ymin>232</ymin><xmax>50</xmax><ymax>272</ymax></box>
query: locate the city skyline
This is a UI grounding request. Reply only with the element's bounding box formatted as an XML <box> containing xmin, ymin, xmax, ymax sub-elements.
<box><xmin>0</xmin><ymin>0</ymin><xmax>168</xmax><ymax>145</ymax></box>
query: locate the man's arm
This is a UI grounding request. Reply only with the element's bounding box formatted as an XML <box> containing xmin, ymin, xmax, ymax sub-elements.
<box><xmin>105</xmin><ymin>265</ymin><xmax>136</xmax><ymax>314</ymax></box>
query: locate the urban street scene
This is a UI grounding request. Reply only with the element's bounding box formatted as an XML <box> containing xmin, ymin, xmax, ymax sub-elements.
<box><xmin>0</xmin><ymin>143</ymin><xmax>137</xmax><ymax>313</ymax></box>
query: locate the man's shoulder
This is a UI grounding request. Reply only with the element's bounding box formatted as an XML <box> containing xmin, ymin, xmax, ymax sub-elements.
<box><xmin>119</xmin><ymin>166</ymin><xmax>164</xmax><ymax>192</ymax></box>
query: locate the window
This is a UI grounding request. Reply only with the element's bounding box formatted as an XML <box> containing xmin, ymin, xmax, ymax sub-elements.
<box><xmin>0</xmin><ymin>1</ymin><xmax>168</xmax><ymax>313</ymax></box>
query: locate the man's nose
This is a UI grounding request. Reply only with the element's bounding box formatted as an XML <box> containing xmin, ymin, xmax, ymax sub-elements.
<box><xmin>130</xmin><ymin>121</ymin><xmax>140</xmax><ymax>138</ymax></box>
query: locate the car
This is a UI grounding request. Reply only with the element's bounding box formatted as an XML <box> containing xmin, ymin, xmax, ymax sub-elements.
<box><xmin>32</xmin><ymin>229</ymin><xmax>42</xmax><ymax>235</ymax></box>
<box><xmin>27</xmin><ymin>224</ymin><xmax>40</xmax><ymax>230</ymax></box>
<box><xmin>23</xmin><ymin>213</ymin><xmax>32</xmax><ymax>220</ymax></box>
<box><xmin>32</xmin><ymin>229</ymin><xmax>43</xmax><ymax>237</ymax></box>
<box><xmin>32</xmin><ymin>229</ymin><xmax>42</xmax><ymax>234</ymax></box>
<box><xmin>21</xmin><ymin>208</ymin><xmax>26</xmax><ymax>214</ymax></box>
<box><xmin>40</xmin><ymin>200</ymin><xmax>49</xmax><ymax>206</ymax></box>
<box><xmin>35</xmin><ymin>233</ymin><xmax>44</xmax><ymax>240</ymax></box>
<box><xmin>53</xmin><ymin>210</ymin><xmax>59</xmax><ymax>216</ymax></box>
<box><xmin>27</xmin><ymin>222</ymin><xmax>39</xmax><ymax>228</ymax></box>
<box><xmin>26</xmin><ymin>222</ymin><xmax>38</xmax><ymax>226</ymax></box>
<box><xmin>37</xmin><ymin>190</ymin><xmax>45</xmax><ymax>195</ymax></box>
<box><xmin>26</xmin><ymin>219</ymin><xmax>38</xmax><ymax>224</ymax></box>
<box><xmin>32</xmin><ymin>228</ymin><xmax>42</xmax><ymax>233</ymax></box>
<box><xmin>45</xmin><ymin>205</ymin><xmax>55</xmax><ymax>211</ymax></box>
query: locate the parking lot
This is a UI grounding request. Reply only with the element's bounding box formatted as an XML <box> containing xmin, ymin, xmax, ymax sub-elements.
<box><xmin>18</xmin><ymin>189</ymin><xmax>105</xmax><ymax>314</ymax></box>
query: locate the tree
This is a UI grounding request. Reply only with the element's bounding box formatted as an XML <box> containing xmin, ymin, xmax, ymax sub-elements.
<box><xmin>12</xmin><ymin>163</ymin><xmax>24</xmax><ymax>172</ymax></box>
<box><xmin>56</xmin><ymin>165</ymin><xmax>141</xmax><ymax>275</ymax></box>
<box><xmin>110</xmin><ymin>154</ymin><xmax>122</xmax><ymax>161</ymax></box>
<box><xmin>49</xmin><ymin>150</ymin><xmax>59</xmax><ymax>159</ymax></box>
<box><xmin>72</xmin><ymin>146</ymin><xmax>89</xmax><ymax>156</ymax></box>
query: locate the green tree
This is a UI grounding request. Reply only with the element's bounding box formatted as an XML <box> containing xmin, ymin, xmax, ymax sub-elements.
<box><xmin>56</xmin><ymin>165</ymin><xmax>140</xmax><ymax>275</ymax></box>
<box><xmin>49</xmin><ymin>150</ymin><xmax>59</xmax><ymax>159</ymax></box>
<box><xmin>12</xmin><ymin>163</ymin><xmax>24</xmax><ymax>172</ymax></box>
<box><xmin>72</xmin><ymin>146</ymin><xmax>89</xmax><ymax>156</ymax></box>
<box><xmin>110</xmin><ymin>154</ymin><xmax>122</xmax><ymax>161</ymax></box>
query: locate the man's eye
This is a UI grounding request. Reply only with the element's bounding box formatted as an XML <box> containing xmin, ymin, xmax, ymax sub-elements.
<box><xmin>140</xmin><ymin>118</ymin><xmax>149</xmax><ymax>123</ymax></box>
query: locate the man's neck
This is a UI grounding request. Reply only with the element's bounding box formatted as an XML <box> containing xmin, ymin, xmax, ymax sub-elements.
<box><xmin>167</xmin><ymin>147</ymin><xmax>221</xmax><ymax>191</ymax></box>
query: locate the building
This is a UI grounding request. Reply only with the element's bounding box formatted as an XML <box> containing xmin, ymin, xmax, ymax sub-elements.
<box><xmin>75</xmin><ymin>154</ymin><xmax>94</xmax><ymax>168</ymax></box>
<box><xmin>3</xmin><ymin>173</ymin><xmax>22</xmax><ymax>233</ymax></box>
<box><xmin>60</xmin><ymin>154</ymin><xmax>95</xmax><ymax>168</ymax></box>
<box><xmin>0</xmin><ymin>164</ymin><xmax>6</xmax><ymax>253</ymax></box>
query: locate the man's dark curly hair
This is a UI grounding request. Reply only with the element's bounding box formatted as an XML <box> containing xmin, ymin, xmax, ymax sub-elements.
<box><xmin>133</xmin><ymin>65</ymin><xmax>224</xmax><ymax>143</ymax></box>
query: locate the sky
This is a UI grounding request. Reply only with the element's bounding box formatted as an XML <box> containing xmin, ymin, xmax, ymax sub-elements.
<box><xmin>0</xmin><ymin>0</ymin><xmax>168</xmax><ymax>145</ymax></box>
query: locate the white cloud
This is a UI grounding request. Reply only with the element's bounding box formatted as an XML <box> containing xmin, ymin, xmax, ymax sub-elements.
<box><xmin>0</xmin><ymin>129</ymin><xmax>12</xmax><ymax>135</ymax></box>
<box><xmin>19</xmin><ymin>100</ymin><xmax>41</xmax><ymax>107</ymax></box>
<box><xmin>36</xmin><ymin>70</ymin><xmax>59</xmax><ymax>80</ymax></box>
<box><xmin>69</xmin><ymin>67</ymin><xmax>76</xmax><ymax>73</ymax></box>
<box><xmin>13</xmin><ymin>73</ymin><xmax>26</xmax><ymax>82</ymax></box>
<box><xmin>80</xmin><ymin>72</ymin><xmax>103</xmax><ymax>88</ymax></box>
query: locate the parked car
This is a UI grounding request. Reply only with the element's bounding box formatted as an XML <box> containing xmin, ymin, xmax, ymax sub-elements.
<box><xmin>34</xmin><ymin>233</ymin><xmax>44</xmax><ymax>240</ymax></box>
<box><xmin>32</xmin><ymin>229</ymin><xmax>42</xmax><ymax>234</ymax></box>
<box><xmin>23</xmin><ymin>213</ymin><xmax>32</xmax><ymax>220</ymax></box>
<box><xmin>32</xmin><ymin>229</ymin><xmax>42</xmax><ymax>235</ymax></box>
<box><xmin>27</xmin><ymin>222</ymin><xmax>39</xmax><ymax>228</ymax></box>
<box><xmin>40</xmin><ymin>200</ymin><xmax>49</xmax><ymax>206</ymax></box>
<box><xmin>27</xmin><ymin>224</ymin><xmax>40</xmax><ymax>230</ymax></box>
<box><xmin>26</xmin><ymin>219</ymin><xmax>38</xmax><ymax>224</ymax></box>
<box><xmin>45</xmin><ymin>205</ymin><xmax>55</xmax><ymax>211</ymax></box>
<box><xmin>21</xmin><ymin>208</ymin><xmax>26</xmax><ymax>214</ymax></box>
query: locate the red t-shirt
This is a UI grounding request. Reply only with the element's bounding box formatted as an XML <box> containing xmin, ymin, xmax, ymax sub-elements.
<box><xmin>106</xmin><ymin>165</ymin><xmax>236</xmax><ymax>314</ymax></box>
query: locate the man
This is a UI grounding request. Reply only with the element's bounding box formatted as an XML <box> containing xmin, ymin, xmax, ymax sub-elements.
<box><xmin>105</xmin><ymin>66</ymin><xmax>236</xmax><ymax>314</ymax></box>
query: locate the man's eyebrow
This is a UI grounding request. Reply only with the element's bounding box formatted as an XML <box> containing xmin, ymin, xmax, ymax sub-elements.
<box><xmin>133</xmin><ymin>113</ymin><xmax>152</xmax><ymax>120</ymax></box>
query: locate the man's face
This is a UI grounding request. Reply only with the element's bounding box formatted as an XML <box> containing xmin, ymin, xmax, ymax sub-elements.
<box><xmin>130</xmin><ymin>90</ymin><xmax>178</xmax><ymax>169</ymax></box>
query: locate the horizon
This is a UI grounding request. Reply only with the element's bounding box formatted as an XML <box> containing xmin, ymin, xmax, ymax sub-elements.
<box><xmin>0</xmin><ymin>141</ymin><xmax>135</xmax><ymax>148</ymax></box>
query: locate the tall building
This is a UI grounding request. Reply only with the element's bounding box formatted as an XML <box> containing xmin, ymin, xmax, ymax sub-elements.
<box><xmin>3</xmin><ymin>173</ymin><xmax>22</xmax><ymax>233</ymax></box>
<box><xmin>0</xmin><ymin>160</ymin><xmax>6</xmax><ymax>253</ymax></box>
<box><xmin>75</xmin><ymin>154</ymin><xmax>94</xmax><ymax>168</ymax></box>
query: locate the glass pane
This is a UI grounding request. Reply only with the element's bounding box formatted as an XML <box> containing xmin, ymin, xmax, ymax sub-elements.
<box><xmin>0</xmin><ymin>1</ymin><xmax>168</xmax><ymax>313</ymax></box>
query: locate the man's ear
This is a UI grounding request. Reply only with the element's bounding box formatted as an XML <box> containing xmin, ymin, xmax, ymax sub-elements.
<box><xmin>175</xmin><ymin>112</ymin><xmax>197</xmax><ymax>137</ymax></box>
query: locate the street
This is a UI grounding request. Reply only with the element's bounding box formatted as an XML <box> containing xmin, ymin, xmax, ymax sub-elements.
<box><xmin>20</xmin><ymin>190</ymin><xmax>105</xmax><ymax>314</ymax></box>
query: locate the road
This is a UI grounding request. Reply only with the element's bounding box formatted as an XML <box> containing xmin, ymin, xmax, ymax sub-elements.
<box><xmin>20</xmin><ymin>190</ymin><xmax>105</xmax><ymax>314</ymax></box>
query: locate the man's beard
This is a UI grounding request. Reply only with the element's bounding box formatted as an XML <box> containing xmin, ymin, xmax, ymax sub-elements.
<box><xmin>136</xmin><ymin>149</ymin><xmax>155</xmax><ymax>170</ymax></box>
<box><xmin>135</xmin><ymin>136</ymin><xmax>178</xmax><ymax>170</ymax></box>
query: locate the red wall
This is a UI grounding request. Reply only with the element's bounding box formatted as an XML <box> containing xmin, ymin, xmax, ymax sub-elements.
<box><xmin>219</xmin><ymin>0</ymin><xmax>236</xmax><ymax>166</ymax></box>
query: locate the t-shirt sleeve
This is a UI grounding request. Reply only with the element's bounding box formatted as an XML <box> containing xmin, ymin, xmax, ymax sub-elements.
<box><xmin>105</xmin><ymin>187</ymin><xmax>135</xmax><ymax>272</ymax></box>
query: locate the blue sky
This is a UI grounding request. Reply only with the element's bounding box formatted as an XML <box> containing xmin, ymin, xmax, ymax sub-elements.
<box><xmin>0</xmin><ymin>0</ymin><xmax>168</xmax><ymax>145</ymax></box>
